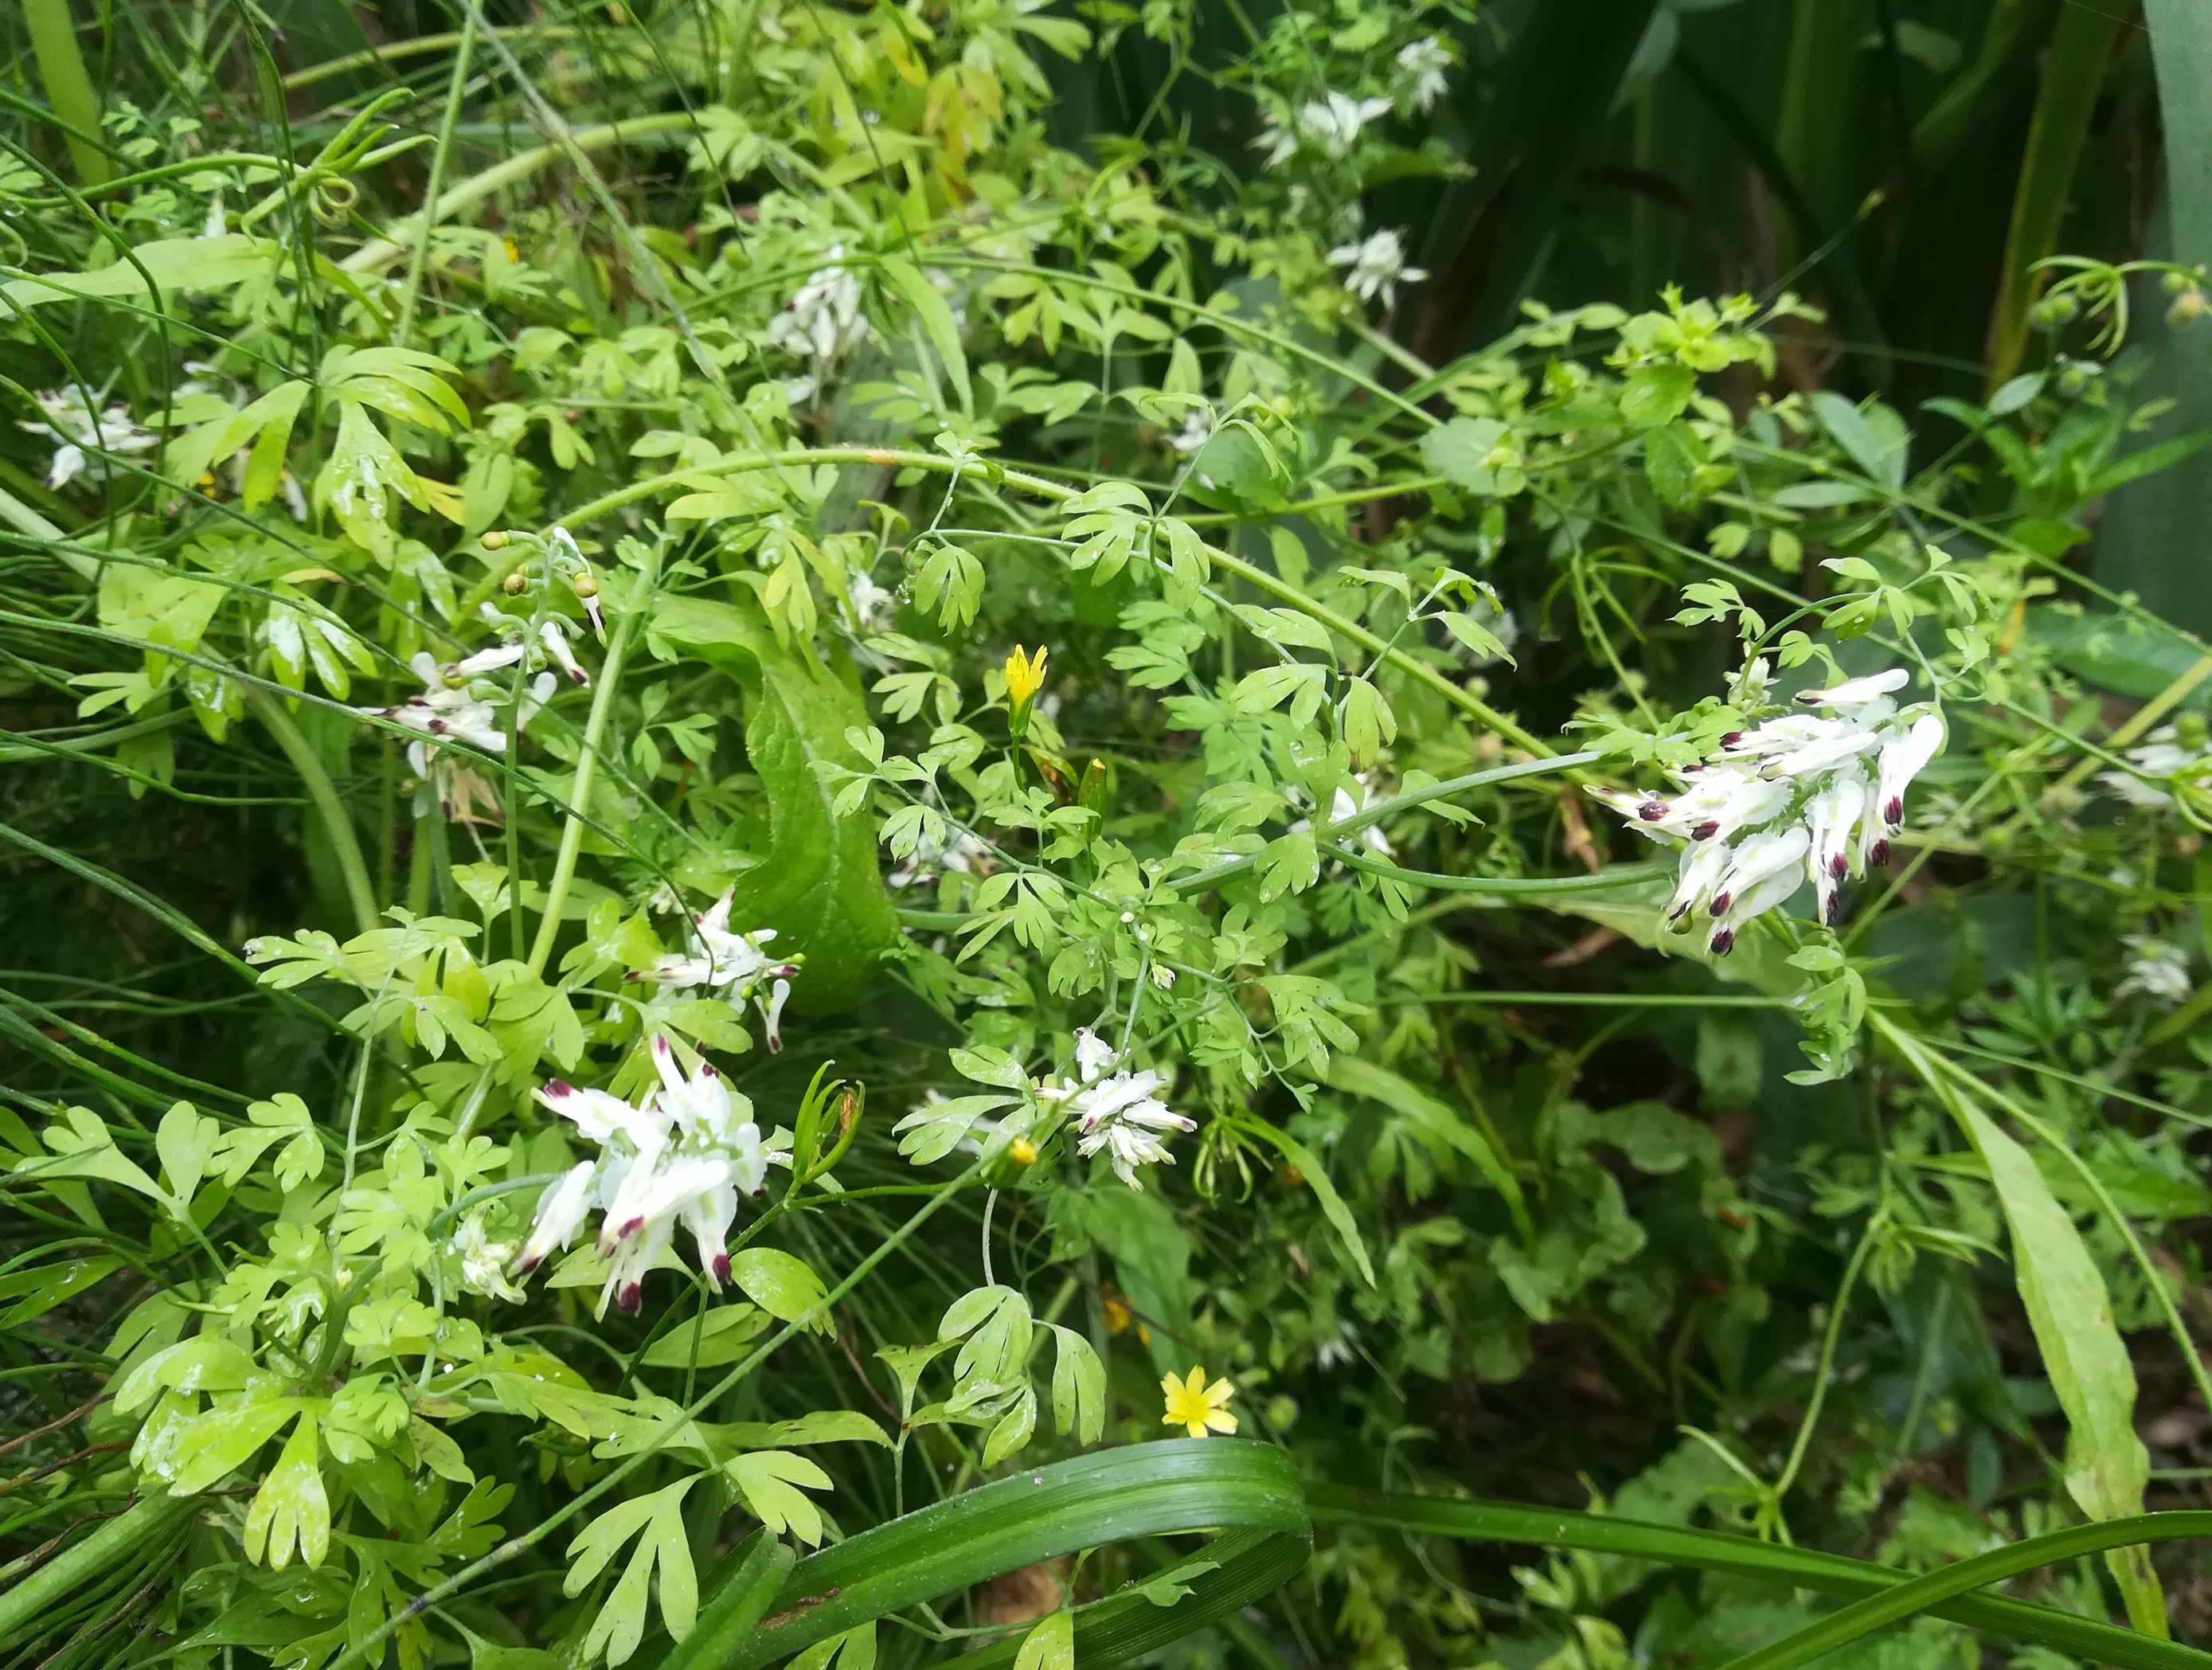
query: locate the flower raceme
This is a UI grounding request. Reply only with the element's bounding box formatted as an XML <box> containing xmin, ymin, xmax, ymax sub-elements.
<box><xmin>627</xmin><ymin>889</ymin><xmax>800</xmax><ymax>1050</ymax></box>
<box><xmin>1597</xmin><ymin>665</ymin><xmax>1945</xmax><ymax>954</ymax></box>
<box><xmin>1035</xmin><ymin>1027</ymin><xmax>1196</xmax><ymax>1190</ymax></box>
<box><xmin>514</xmin><ymin>1036</ymin><xmax>789</xmax><ymax>1315</ymax></box>
<box><xmin>362</xmin><ymin>651</ymin><xmax>559</xmax><ymax>822</ymax></box>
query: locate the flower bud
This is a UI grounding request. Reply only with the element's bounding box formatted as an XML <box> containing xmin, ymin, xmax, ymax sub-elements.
<box><xmin>2170</xmin><ymin>290</ymin><xmax>2210</xmax><ymax>328</ymax></box>
<box><xmin>502</xmin><ymin>568</ymin><xmax>529</xmax><ymax>596</ymax></box>
<box><xmin>572</xmin><ymin>571</ymin><xmax>599</xmax><ymax>599</ymax></box>
<box><xmin>1009</xmin><ymin>1136</ymin><xmax>1038</xmax><ymax>1166</ymax></box>
<box><xmin>482</xmin><ymin>530</ymin><xmax>510</xmax><ymax>551</ymax></box>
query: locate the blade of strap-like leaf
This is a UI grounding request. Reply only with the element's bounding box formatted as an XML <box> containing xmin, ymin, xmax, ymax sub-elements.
<box><xmin>1713</xmin><ymin>1512</ymin><xmax>2212</xmax><ymax>1670</ymax></box>
<box><xmin>717</xmin><ymin>1441</ymin><xmax>1308</xmax><ymax>1670</ymax></box>
<box><xmin>1310</xmin><ymin>1488</ymin><xmax>2212</xmax><ymax>1670</ymax></box>
<box><xmin>1983</xmin><ymin>2</ymin><xmax>2126</xmax><ymax>385</ymax></box>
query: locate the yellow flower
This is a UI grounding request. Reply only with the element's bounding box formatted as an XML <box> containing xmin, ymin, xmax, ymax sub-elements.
<box><xmin>1161</xmin><ymin>1365</ymin><xmax>1237</xmax><ymax>1438</ymax></box>
<box><xmin>1102</xmin><ymin>1293</ymin><xmax>1132</xmax><ymax>1334</ymax></box>
<box><xmin>1003</xmin><ymin>645</ymin><xmax>1048</xmax><ymax>709</ymax></box>
<box><xmin>1008</xmin><ymin>1136</ymin><xmax>1039</xmax><ymax>1166</ymax></box>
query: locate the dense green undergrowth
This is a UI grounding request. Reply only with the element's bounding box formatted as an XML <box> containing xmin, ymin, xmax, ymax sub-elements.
<box><xmin>6</xmin><ymin>3</ymin><xmax>2212</xmax><ymax>1670</ymax></box>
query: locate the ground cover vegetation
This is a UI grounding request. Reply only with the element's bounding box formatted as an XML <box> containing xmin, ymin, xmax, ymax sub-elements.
<box><xmin>7</xmin><ymin>3</ymin><xmax>2212</xmax><ymax>1670</ymax></box>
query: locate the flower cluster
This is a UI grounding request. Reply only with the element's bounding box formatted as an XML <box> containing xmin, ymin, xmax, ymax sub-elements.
<box><xmin>515</xmin><ymin>1036</ymin><xmax>788</xmax><ymax>1314</ymax></box>
<box><xmin>2101</xmin><ymin>724</ymin><xmax>2212</xmax><ymax>812</ymax></box>
<box><xmin>767</xmin><ymin>246</ymin><xmax>868</xmax><ymax>400</ymax></box>
<box><xmin>1395</xmin><ymin>36</ymin><xmax>1452</xmax><ymax>113</ymax></box>
<box><xmin>1256</xmin><ymin>90</ymin><xmax>1395</xmax><ymax>165</ymax></box>
<box><xmin>631</xmin><ymin>890</ymin><xmax>801</xmax><ymax>1050</ymax></box>
<box><xmin>363</xmin><ymin>651</ymin><xmax>559</xmax><ymax>823</ymax></box>
<box><xmin>1598</xmin><ymin>666</ymin><xmax>1944</xmax><ymax>954</ymax></box>
<box><xmin>1327</xmin><ymin>229</ymin><xmax>1427</xmax><ymax>307</ymax></box>
<box><xmin>2116</xmin><ymin>935</ymin><xmax>2193</xmax><ymax>1007</ymax></box>
<box><xmin>21</xmin><ymin>385</ymin><xmax>158</xmax><ymax>489</ymax></box>
<box><xmin>1037</xmin><ymin>1028</ymin><xmax>1196</xmax><ymax>1189</ymax></box>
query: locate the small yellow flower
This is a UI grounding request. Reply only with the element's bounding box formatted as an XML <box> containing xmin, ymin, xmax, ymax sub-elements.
<box><xmin>1003</xmin><ymin>645</ymin><xmax>1048</xmax><ymax>709</ymax></box>
<box><xmin>1008</xmin><ymin>1136</ymin><xmax>1038</xmax><ymax>1166</ymax></box>
<box><xmin>502</xmin><ymin>237</ymin><xmax>521</xmax><ymax>263</ymax></box>
<box><xmin>1102</xmin><ymin>1293</ymin><xmax>1132</xmax><ymax>1334</ymax></box>
<box><xmin>1161</xmin><ymin>1365</ymin><xmax>1237</xmax><ymax>1438</ymax></box>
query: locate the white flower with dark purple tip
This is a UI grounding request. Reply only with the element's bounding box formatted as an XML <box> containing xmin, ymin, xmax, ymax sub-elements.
<box><xmin>1597</xmin><ymin>660</ymin><xmax>1940</xmax><ymax>948</ymax></box>
<box><xmin>1795</xmin><ymin>668</ymin><xmax>1909</xmax><ymax>710</ymax></box>
<box><xmin>1874</xmin><ymin>713</ymin><xmax>1944</xmax><ymax>828</ymax></box>
<box><xmin>1804</xmin><ymin>773</ymin><xmax>1867</xmax><ymax>926</ymax></box>
<box><xmin>515</xmin><ymin>1161</ymin><xmax>599</xmax><ymax>1275</ymax></box>
<box><xmin>1298</xmin><ymin>91</ymin><xmax>1395</xmax><ymax>155</ymax></box>
<box><xmin>1667</xmin><ymin>840</ymin><xmax>1733</xmax><ymax>924</ymax></box>
<box><xmin>539</xmin><ymin>618</ymin><xmax>589</xmax><ymax>685</ymax></box>
<box><xmin>1708</xmin><ymin>827</ymin><xmax>1809</xmax><ymax>956</ymax></box>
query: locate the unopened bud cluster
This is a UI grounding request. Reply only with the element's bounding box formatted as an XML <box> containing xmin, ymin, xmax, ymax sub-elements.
<box><xmin>1598</xmin><ymin>664</ymin><xmax>1944</xmax><ymax>955</ymax></box>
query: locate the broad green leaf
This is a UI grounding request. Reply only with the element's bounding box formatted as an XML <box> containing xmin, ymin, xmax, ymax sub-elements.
<box><xmin>243</xmin><ymin>1412</ymin><xmax>328</xmax><ymax>1570</ymax></box>
<box><xmin>1048</xmin><ymin>1325</ymin><xmax>1105</xmax><ymax>1445</ymax></box>
<box><xmin>725</xmin><ymin>1450</ymin><xmax>834</xmax><ymax>1546</ymax></box>
<box><xmin>1012</xmin><ymin>1610</ymin><xmax>1073</xmax><ymax>1670</ymax></box>
<box><xmin>172</xmin><ymin>1395</ymin><xmax>306</xmax><ymax>1493</ymax></box>
<box><xmin>729</xmin><ymin>1248</ymin><xmax>830</xmax><ymax>1332</ymax></box>
<box><xmin>650</xmin><ymin>596</ymin><xmax>899</xmax><ymax>1011</ymax></box>
<box><xmin>156</xmin><ymin>1098</ymin><xmax>220</xmax><ymax>1215</ymax></box>
<box><xmin>639</xmin><ymin>1304</ymin><xmax>770</xmax><ymax>1367</ymax></box>
<box><xmin>1949</xmin><ymin>1097</ymin><xmax>2163</xmax><ymax>1631</ymax></box>
<box><xmin>0</xmin><ymin>235</ymin><xmax>287</xmax><ymax>308</ymax></box>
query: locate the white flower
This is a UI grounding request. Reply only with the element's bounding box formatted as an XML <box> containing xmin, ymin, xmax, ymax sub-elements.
<box><xmin>888</xmin><ymin>822</ymin><xmax>993</xmax><ymax>890</ymax></box>
<box><xmin>2101</xmin><ymin>725</ymin><xmax>2211</xmax><ymax>812</ymax></box>
<box><xmin>2116</xmin><ymin>936</ymin><xmax>2193</xmax><ymax>1007</ymax></box>
<box><xmin>631</xmin><ymin>890</ymin><xmax>802</xmax><ymax>1050</ymax></box>
<box><xmin>362</xmin><ymin>653</ymin><xmax>559</xmax><ymax>823</ymax></box>
<box><xmin>1596</xmin><ymin>661</ymin><xmax>1943</xmax><ymax>952</ymax></box>
<box><xmin>1253</xmin><ymin>116</ymin><xmax>1299</xmax><ymax>167</ymax></box>
<box><xmin>20</xmin><ymin>387</ymin><xmax>158</xmax><ymax>489</ymax></box>
<box><xmin>450</xmin><ymin>1209</ymin><xmax>526</xmax><ymax>1303</ymax></box>
<box><xmin>846</xmin><ymin>571</ymin><xmax>895</xmax><ymax>632</ymax></box>
<box><xmin>1707</xmin><ymin>826</ymin><xmax>1809</xmax><ymax>957</ymax></box>
<box><xmin>1396</xmin><ymin>36</ymin><xmax>1452</xmax><ymax>113</ymax></box>
<box><xmin>767</xmin><ymin>247</ymin><xmax>869</xmax><ymax>379</ymax></box>
<box><xmin>1315</xmin><ymin>1327</ymin><xmax>1357</xmax><ymax>1371</ymax></box>
<box><xmin>515</xmin><ymin>1036</ymin><xmax>787</xmax><ymax>1312</ymax></box>
<box><xmin>1073</xmin><ymin>1027</ymin><xmax>1119</xmax><ymax>1083</ymax></box>
<box><xmin>1327</xmin><ymin>229</ymin><xmax>1427</xmax><ymax>307</ymax></box>
<box><xmin>1298</xmin><ymin>92</ymin><xmax>1394</xmax><ymax>157</ymax></box>
<box><xmin>1327</xmin><ymin>782</ymin><xmax>1395</xmax><ymax>857</ymax></box>
<box><xmin>1039</xmin><ymin>1058</ymin><xmax>1196</xmax><ymax>1190</ymax></box>
<box><xmin>514</xmin><ymin>1161</ymin><xmax>598</xmax><ymax>1275</ymax></box>
<box><xmin>1169</xmin><ymin>409</ymin><xmax>1214</xmax><ymax>455</ymax></box>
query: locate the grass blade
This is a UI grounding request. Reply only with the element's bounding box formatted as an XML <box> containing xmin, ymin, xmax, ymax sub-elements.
<box><xmin>1310</xmin><ymin>1488</ymin><xmax>2212</xmax><ymax>1670</ymax></box>
<box><xmin>1714</xmin><ymin>1512</ymin><xmax>2212</xmax><ymax>1670</ymax></box>
<box><xmin>723</xmin><ymin>1440</ymin><xmax>1308</xmax><ymax>1670</ymax></box>
<box><xmin>1983</xmin><ymin>2</ymin><xmax>2126</xmax><ymax>385</ymax></box>
<box><xmin>20</xmin><ymin>0</ymin><xmax>111</xmax><ymax>186</ymax></box>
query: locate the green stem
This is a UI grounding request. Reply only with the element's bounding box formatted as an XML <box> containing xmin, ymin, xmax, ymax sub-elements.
<box><xmin>526</xmin><ymin>561</ymin><xmax>654</xmax><ymax>978</ymax></box>
<box><xmin>0</xmin><ymin>1493</ymin><xmax>194</xmax><ymax>1641</ymax></box>
<box><xmin>278</xmin><ymin>24</ymin><xmax>582</xmax><ymax>92</ymax></box>
<box><xmin>341</xmin><ymin>114</ymin><xmax>695</xmax><ymax>273</ymax></box>
<box><xmin>248</xmin><ymin>688</ymin><xmax>379</xmax><ymax>936</ymax></box>
<box><xmin>394</xmin><ymin>7</ymin><xmax>479</xmax><ymax>343</ymax></box>
<box><xmin>1774</xmin><ymin>1208</ymin><xmax>1885</xmax><ymax>1501</ymax></box>
<box><xmin>21</xmin><ymin>0</ymin><xmax>111</xmax><ymax>186</ymax></box>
